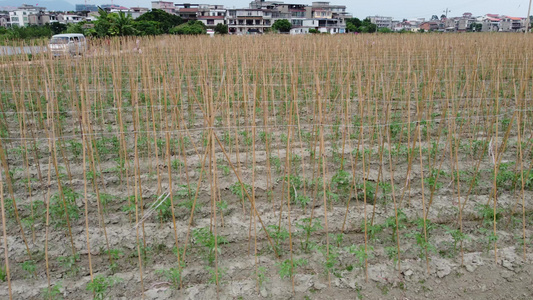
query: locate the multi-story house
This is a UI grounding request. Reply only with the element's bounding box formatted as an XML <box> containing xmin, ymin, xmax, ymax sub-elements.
<box><xmin>197</xmin><ymin>4</ymin><xmax>226</xmax><ymax>27</ymax></box>
<box><xmin>8</xmin><ymin>5</ymin><xmax>46</xmax><ymax>27</ymax></box>
<box><xmin>151</xmin><ymin>1</ymin><xmax>177</xmax><ymax>14</ymax></box>
<box><xmin>368</xmin><ymin>15</ymin><xmax>393</xmax><ymax>29</ymax></box>
<box><xmin>175</xmin><ymin>3</ymin><xmax>200</xmax><ymax>21</ymax></box>
<box><xmin>0</xmin><ymin>14</ymin><xmax>9</xmax><ymax>27</ymax></box>
<box><xmin>227</xmin><ymin>8</ymin><xmax>272</xmax><ymax>34</ymax></box>
<box><xmin>500</xmin><ymin>16</ymin><xmax>525</xmax><ymax>32</ymax></box>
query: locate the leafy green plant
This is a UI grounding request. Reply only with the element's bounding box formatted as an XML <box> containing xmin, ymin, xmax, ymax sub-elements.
<box><xmin>49</xmin><ymin>187</ymin><xmax>81</xmax><ymax>229</ymax></box>
<box><xmin>206</xmin><ymin>266</ymin><xmax>227</xmax><ymax>284</ymax></box>
<box><xmin>255</xmin><ymin>266</ymin><xmax>268</xmax><ymax>289</ymax></box>
<box><xmin>57</xmin><ymin>253</ymin><xmax>80</xmax><ymax>277</ymax></box>
<box><xmin>331</xmin><ymin>169</ymin><xmax>352</xmax><ymax>198</ymax></box>
<box><xmin>346</xmin><ymin>244</ymin><xmax>374</xmax><ymax>269</ymax></box>
<box><xmin>276</xmin><ymin>258</ymin><xmax>307</xmax><ymax>279</ymax></box>
<box><xmin>192</xmin><ymin>227</ymin><xmax>228</xmax><ymax>265</ymax></box>
<box><xmin>86</xmin><ymin>275</ymin><xmax>121</xmax><ymax>300</ymax></box>
<box><xmin>262</xmin><ymin>225</ymin><xmax>289</xmax><ymax>255</ymax></box>
<box><xmin>295</xmin><ymin>218</ymin><xmax>322</xmax><ymax>251</ymax></box>
<box><xmin>0</xmin><ymin>266</ymin><xmax>6</xmax><ymax>282</ymax></box>
<box><xmin>41</xmin><ymin>282</ymin><xmax>63</xmax><ymax>300</ymax></box>
<box><xmin>157</xmin><ymin>262</ymin><xmax>185</xmax><ymax>289</ymax></box>
<box><xmin>21</xmin><ymin>260</ymin><xmax>36</xmax><ymax>278</ymax></box>
<box><xmin>105</xmin><ymin>249</ymin><xmax>123</xmax><ymax>273</ymax></box>
<box><xmin>442</xmin><ymin>226</ymin><xmax>470</xmax><ymax>255</ymax></box>
<box><xmin>384</xmin><ymin>246</ymin><xmax>398</xmax><ymax>267</ymax></box>
<box><xmin>475</xmin><ymin>204</ymin><xmax>503</xmax><ymax>227</ymax></box>
<box><xmin>229</xmin><ymin>182</ymin><xmax>252</xmax><ymax>199</ymax></box>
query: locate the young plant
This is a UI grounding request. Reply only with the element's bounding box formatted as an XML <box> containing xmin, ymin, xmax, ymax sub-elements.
<box><xmin>157</xmin><ymin>262</ymin><xmax>185</xmax><ymax>289</ymax></box>
<box><xmin>276</xmin><ymin>258</ymin><xmax>307</xmax><ymax>279</ymax></box>
<box><xmin>57</xmin><ymin>253</ymin><xmax>80</xmax><ymax>277</ymax></box>
<box><xmin>21</xmin><ymin>260</ymin><xmax>36</xmax><ymax>278</ymax></box>
<box><xmin>262</xmin><ymin>225</ymin><xmax>289</xmax><ymax>255</ymax></box>
<box><xmin>295</xmin><ymin>218</ymin><xmax>322</xmax><ymax>251</ymax></box>
<box><xmin>41</xmin><ymin>282</ymin><xmax>63</xmax><ymax>300</ymax></box>
<box><xmin>86</xmin><ymin>275</ymin><xmax>121</xmax><ymax>300</ymax></box>
<box><xmin>192</xmin><ymin>227</ymin><xmax>228</xmax><ymax>265</ymax></box>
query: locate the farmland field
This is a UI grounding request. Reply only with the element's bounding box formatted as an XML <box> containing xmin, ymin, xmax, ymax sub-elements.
<box><xmin>0</xmin><ymin>34</ymin><xmax>533</xmax><ymax>299</ymax></box>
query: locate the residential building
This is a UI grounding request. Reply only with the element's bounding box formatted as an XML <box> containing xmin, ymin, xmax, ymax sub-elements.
<box><xmin>151</xmin><ymin>1</ymin><xmax>176</xmax><ymax>14</ymax></box>
<box><xmin>227</xmin><ymin>8</ymin><xmax>272</xmax><ymax>34</ymax></box>
<box><xmin>368</xmin><ymin>15</ymin><xmax>393</xmax><ymax>29</ymax></box>
<box><xmin>28</xmin><ymin>12</ymin><xmax>57</xmax><ymax>26</ymax></box>
<box><xmin>419</xmin><ymin>21</ymin><xmax>442</xmax><ymax>31</ymax></box>
<box><xmin>0</xmin><ymin>14</ymin><xmax>9</xmax><ymax>27</ymax></box>
<box><xmin>8</xmin><ymin>5</ymin><xmax>46</xmax><ymax>27</ymax></box>
<box><xmin>197</xmin><ymin>5</ymin><xmax>226</xmax><ymax>27</ymax></box>
<box><xmin>500</xmin><ymin>16</ymin><xmax>525</xmax><ymax>32</ymax></box>
<box><xmin>58</xmin><ymin>13</ymin><xmax>85</xmax><ymax>24</ymax></box>
<box><xmin>128</xmin><ymin>7</ymin><xmax>150</xmax><ymax>19</ymax></box>
<box><xmin>175</xmin><ymin>3</ymin><xmax>200</xmax><ymax>21</ymax></box>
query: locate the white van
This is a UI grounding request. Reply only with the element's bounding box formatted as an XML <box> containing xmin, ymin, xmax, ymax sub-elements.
<box><xmin>48</xmin><ymin>34</ymin><xmax>87</xmax><ymax>56</ymax></box>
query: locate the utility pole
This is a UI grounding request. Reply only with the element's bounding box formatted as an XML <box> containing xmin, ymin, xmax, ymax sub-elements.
<box><xmin>443</xmin><ymin>8</ymin><xmax>451</xmax><ymax>19</ymax></box>
<box><xmin>526</xmin><ymin>0</ymin><xmax>532</xmax><ymax>34</ymax></box>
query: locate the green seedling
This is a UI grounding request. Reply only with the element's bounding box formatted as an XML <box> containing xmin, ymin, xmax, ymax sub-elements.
<box><xmin>86</xmin><ymin>275</ymin><xmax>121</xmax><ymax>300</ymax></box>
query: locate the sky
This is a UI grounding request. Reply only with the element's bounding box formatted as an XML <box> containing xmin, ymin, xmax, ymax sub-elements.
<box><xmin>67</xmin><ymin>0</ymin><xmax>533</xmax><ymax>20</ymax></box>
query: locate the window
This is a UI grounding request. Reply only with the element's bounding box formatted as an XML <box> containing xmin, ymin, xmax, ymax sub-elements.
<box><xmin>207</xmin><ymin>19</ymin><xmax>214</xmax><ymax>25</ymax></box>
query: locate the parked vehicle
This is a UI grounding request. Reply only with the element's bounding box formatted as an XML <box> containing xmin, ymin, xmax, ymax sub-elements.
<box><xmin>48</xmin><ymin>34</ymin><xmax>87</xmax><ymax>56</ymax></box>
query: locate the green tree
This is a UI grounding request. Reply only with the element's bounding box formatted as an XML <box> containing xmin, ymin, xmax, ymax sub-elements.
<box><xmin>378</xmin><ymin>27</ymin><xmax>393</xmax><ymax>33</ymax></box>
<box><xmin>93</xmin><ymin>7</ymin><xmax>112</xmax><ymax>37</ymax></box>
<box><xmin>109</xmin><ymin>11</ymin><xmax>136</xmax><ymax>36</ymax></box>
<box><xmin>359</xmin><ymin>18</ymin><xmax>377</xmax><ymax>33</ymax></box>
<box><xmin>272</xmin><ymin>19</ymin><xmax>292</xmax><ymax>33</ymax></box>
<box><xmin>50</xmin><ymin>22</ymin><xmax>67</xmax><ymax>34</ymax></box>
<box><xmin>133</xmin><ymin>20</ymin><xmax>162</xmax><ymax>36</ymax></box>
<box><xmin>170</xmin><ymin>20</ymin><xmax>206</xmax><ymax>35</ymax></box>
<box><xmin>346</xmin><ymin>17</ymin><xmax>362</xmax><ymax>32</ymax></box>
<box><xmin>135</xmin><ymin>9</ymin><xmax>184</xmax><ymax>33</ymax></box>
<box><xmin>214</xmin><ymin>23</ymin><xmax>228</xmax><ymax>34</ymax></box>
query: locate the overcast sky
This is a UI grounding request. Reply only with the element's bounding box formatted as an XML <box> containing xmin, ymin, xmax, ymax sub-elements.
<box><xmin>68</xmin><ymin>0</ymin><xmax>533</xmax><ymax>20</ymax></box>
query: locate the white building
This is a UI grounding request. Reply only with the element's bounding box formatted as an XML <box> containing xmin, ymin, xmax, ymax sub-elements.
<box><xmin>8</xmin><ymin>5</ymin><xmax>46</xmax><ymax>27</ymax></box>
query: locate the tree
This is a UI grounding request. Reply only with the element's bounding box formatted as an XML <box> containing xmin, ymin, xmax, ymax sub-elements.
<box><xmin>109</xmin><ymin>11</ymin><xmax>136</xmax><ymax>36</ymax></box>
<box><xmin>346</xmin><ymin>17</ymin><xmax>362</xmax><ymax>32</ymax></box>
<box><xmin>272</xmin><ymin>19</ymin><xmax>291</xmax><ymax>33</ymax></box>
<box><xmin>431</xmin><ymin>15</ymin><xmax>439</xmax><ymax>20</ymax></box>
<box><xmin>378</xmin><ymin>27</ymin><xmax>392</xmax><ymax>33</ymax></box>
<box><xmin>135</xmin><ymin>9</ymin><xmax>184</xmax><ymax>33</ymax></box>
<box><xmin>170</xmin><ymin>20</ymin><xmax>206</xmax><ymax>35</ymax></box>
<box><xmin>469</xmin><ymin>23</ymin><xmax>482</xmax><ymax>32</ymax></box>
<box><xmin>50</xmin><ymin>22</ymin><xmax>67</xmax><ymax>35</ymax></box>
<box><xmin>359</xmin><ymin>18</ymin><xmax>377</xmax><ymax>33</ymax></box>
<box><xmin>133</xmin><ymin>21</ymin><xmax>162</xmax><ymax>36</ymax></box>
<box><xmin>93</xmin><ymin>7</ymin><xmax>112</xmax><ymax>37</ymax></box>
<box><xmin>214</xmin><ymin>23</ymin><xmax>228</xmax><ymax>35</ymax></box>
